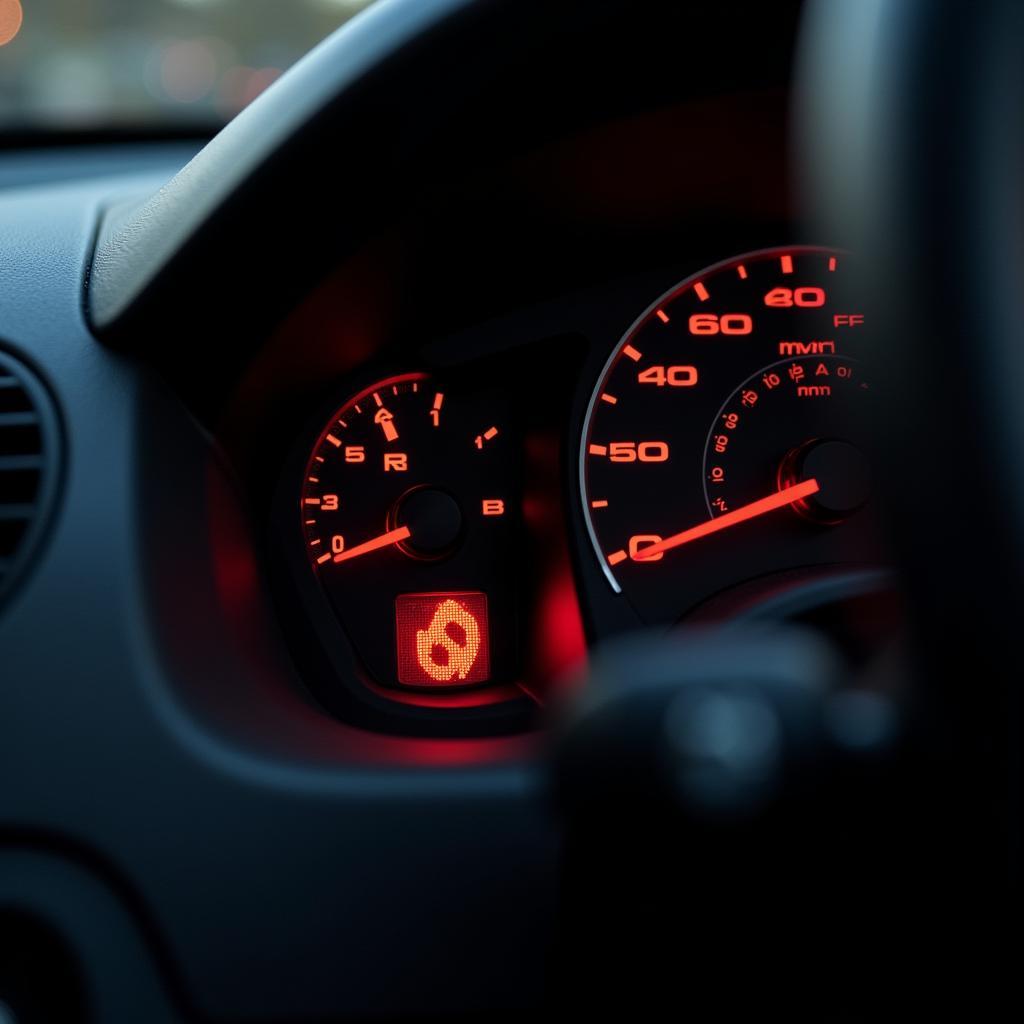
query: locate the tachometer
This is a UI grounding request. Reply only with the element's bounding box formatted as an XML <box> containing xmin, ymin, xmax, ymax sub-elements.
<box><xmin>299</xmin><ymin>372</ymin><xmax>522</xmax><ymax>696</ymax></box>
<box><xmin>580</xmin><ymin>247</ymin><xmax>879</xmax><ymax>624</ymax></box>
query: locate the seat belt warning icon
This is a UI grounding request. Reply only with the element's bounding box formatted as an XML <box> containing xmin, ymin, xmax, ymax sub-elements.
<box><xmin>395</xmin><ymin>592</ymin><xmax>490</xmax><ymax>686</ymax></box>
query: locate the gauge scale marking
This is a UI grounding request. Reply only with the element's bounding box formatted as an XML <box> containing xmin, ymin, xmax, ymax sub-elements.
<box><xmin>581</xmin><ymin>247</ymin><xmax>870</xmax><ymax>617</ymax></box>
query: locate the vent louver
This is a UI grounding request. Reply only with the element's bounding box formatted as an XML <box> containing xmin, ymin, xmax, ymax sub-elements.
<box><xmin>0</xmin><ymin>349</ymin><xmax>60</xmax><ymax>608</ymax></box>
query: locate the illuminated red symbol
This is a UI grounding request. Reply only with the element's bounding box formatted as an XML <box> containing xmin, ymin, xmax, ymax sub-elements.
<box><xmin>482</xmin><ymin>499</ymin><xmax>505</xmax><ymax>516</ymax></box>
<box><xmin>474</xmin><ymin>426</ymin><xmax>499</xmax><ymax>449</ymax></box>
<box><xmin>694</xmin><ymin>281</ymin><xmax>709</xmax><ymax>301</ymax></box>
<box><xmin>395</xmin><ymin>592</ymin><xmax>490</xmax><ymax>686</ymax></box>
<box><xmin>374</xmin><ymin>407</ymin><xmax>399</xmax><ymax>442</ymax></box>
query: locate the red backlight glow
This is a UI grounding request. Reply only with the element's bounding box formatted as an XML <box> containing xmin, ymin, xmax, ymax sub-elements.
<box><xmin>395</xmin><ymin>592</ymin><xmax>490</xmax><ymax>686</ymax></box>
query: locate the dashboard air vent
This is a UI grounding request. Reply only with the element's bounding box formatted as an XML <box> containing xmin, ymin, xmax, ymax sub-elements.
<box><xmin>0</xmin><ymin>348</ymin><xmax>60</xmax><ymax>609</ymax></box>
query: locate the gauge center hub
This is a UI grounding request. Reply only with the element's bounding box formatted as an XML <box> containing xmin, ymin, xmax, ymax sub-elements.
<box><xmin>780</xmin><ymin>439</ymin><xmax>870</xmax><ymax>524</ymax></box>
<box><xmin>393</xmin><ymin>486</ymin><xmax>463</xmax><ymax>558</ymax></box>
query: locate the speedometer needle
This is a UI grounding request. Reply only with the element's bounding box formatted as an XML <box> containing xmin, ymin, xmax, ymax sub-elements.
<box><xmin>633</xmin><ymin>478</ymin><xmax>820</xmax><ymax>561</ymax></box>
<box><xmin>333</xmin><ymin>525</ymin><xmax>411</xmax><ymax>563</ymax></box>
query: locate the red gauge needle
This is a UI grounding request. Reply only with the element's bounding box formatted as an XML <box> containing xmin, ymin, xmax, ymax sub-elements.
<box><xmin>633</xmin><ymin>478</ymin><xmax>820</xmax><ymax>561</ymax></box>
<box><xmin>333</xmin><ymin>525</ymin><xmax>411</xmax><ymax>563</ymax></box>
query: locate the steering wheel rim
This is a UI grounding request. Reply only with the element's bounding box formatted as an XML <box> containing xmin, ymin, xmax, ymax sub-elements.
<box><xmin>799</xmin><ymin>0</ymin><xmax>1024</xmax><ymax>872</ymax></box>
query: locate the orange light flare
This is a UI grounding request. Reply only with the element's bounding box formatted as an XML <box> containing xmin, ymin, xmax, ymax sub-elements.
<box><xmin>631</xmin><ymin>478</ymin><xmax>820</xmax><ymax>561</ymax></box>
<box><xmin>0</xmin><ymin>1</ymin><xmax>23</xmax><ymax>47</ymax></box>
<box><xmin>332</xmin><ymin>525</ymin><xmax>411</xmax><ymax>563</ymax></box>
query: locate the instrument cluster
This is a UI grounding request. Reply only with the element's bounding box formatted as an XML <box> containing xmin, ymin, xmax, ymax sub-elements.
<box><xmin>272</xmin><ymin>246</ymin><xmax>887</xmax><ymax>732</ymax></box>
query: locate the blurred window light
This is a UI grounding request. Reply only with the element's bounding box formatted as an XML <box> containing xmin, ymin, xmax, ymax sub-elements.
<box><xmin>159</xmin><ymin>38</ymin><xmax>219</xmax><ymax>104</ymax></box>
<box><xmin>313</xmin><ymin>1</ymin><xmax>375</xmax><ymax>10</ymax></box>
<box><xmin>0</xmin><ymin>0</ymin><xmax>378</xmax><ymax>130</ymax></box>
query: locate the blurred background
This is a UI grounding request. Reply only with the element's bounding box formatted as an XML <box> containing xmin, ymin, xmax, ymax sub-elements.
<box><xmin>0</xmin><ymin>0</ymin><xmax>377</xmax><ymax>131</ymax></box>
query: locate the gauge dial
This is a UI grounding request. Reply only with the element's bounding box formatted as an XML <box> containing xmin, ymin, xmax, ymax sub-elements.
<box><xmin>703</xmin><ymin>355</ymin><xmax>870</xmax><ymax>526</ymax></box>
<box><xmin>300</xmin><ymin>373</ymin><xmax>521</xmax><ymax>692</ymax></box>
<box><xmin>580</xmin><ymin>247</ymin><xmax>879</xmax><ymax>623</ymax></box>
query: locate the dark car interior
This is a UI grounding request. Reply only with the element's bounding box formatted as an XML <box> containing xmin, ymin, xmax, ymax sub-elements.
<box><xmin>1</xmin><ymin>0</ymin><xmax>1020</xmax><ymax>1019</ymax></box>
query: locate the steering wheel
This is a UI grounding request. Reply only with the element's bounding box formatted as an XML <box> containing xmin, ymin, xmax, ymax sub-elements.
<box><xmin>555</xmin><ymin>3</ymin><xmax>1023</xmax><ymax>1013</ymax></box>
<box><xmin>800</xmin><ymin>0</ymin><xmax>1024</xmax><ymax>865</ymax></box>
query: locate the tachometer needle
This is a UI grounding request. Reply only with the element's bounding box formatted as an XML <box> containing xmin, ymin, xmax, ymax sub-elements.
<box><xmin>333</xmin><ymin>525</ymin><xmax>411</xmax><ymax>563</ymax></box>
<box><xmin>633</xmin><ymin>478</ymin><xmax>820</xmax><ymax>561</ymax></box>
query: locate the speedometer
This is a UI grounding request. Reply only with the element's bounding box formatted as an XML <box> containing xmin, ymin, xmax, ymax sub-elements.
<box><xmin>580</xmin><ymin>247</ymin><xmax>880</xmax><ymax>624</ymax></box>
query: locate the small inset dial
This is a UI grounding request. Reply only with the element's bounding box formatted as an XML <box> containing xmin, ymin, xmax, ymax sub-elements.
<box><xmin>300</xmin><ymin>373</ymin><xmax>520</xmax><ymax>691</ymax></box>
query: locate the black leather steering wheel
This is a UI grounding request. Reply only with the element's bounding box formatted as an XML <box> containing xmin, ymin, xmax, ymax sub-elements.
<box><xmin>801</xmin><ymin>0</ymin><xmax>1024</xmax><ymax>872</ymax></box>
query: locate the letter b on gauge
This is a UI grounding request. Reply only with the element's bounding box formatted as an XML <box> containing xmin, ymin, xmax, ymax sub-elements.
<box><xmin>395</xmin><ymin>592</ymin><xmax>490</xmax><ymax>686</ymax></box>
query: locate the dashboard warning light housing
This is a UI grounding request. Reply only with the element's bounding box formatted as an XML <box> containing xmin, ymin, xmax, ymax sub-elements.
<box><xmin>395</xmin><ymin>592</ymin><xmax>490</xmax><ymax>686</ymax></box>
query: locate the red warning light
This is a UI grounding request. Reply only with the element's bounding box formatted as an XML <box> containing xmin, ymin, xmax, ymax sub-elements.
<box><xmin>395</xmin><ymin>592</ymin><xmax>490</xmax><ymax>686</ymax></box>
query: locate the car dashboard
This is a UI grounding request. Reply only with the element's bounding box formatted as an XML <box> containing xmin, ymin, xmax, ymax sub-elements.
<box><xmin>0</xmin><ymin>2</ymin><xmax>908</xmax><ymax>1020</ymax></box>
<box><xmin>212</xmin><ymin>89</ymin><xmax>887</xmax><ymax>738</ymax></box>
